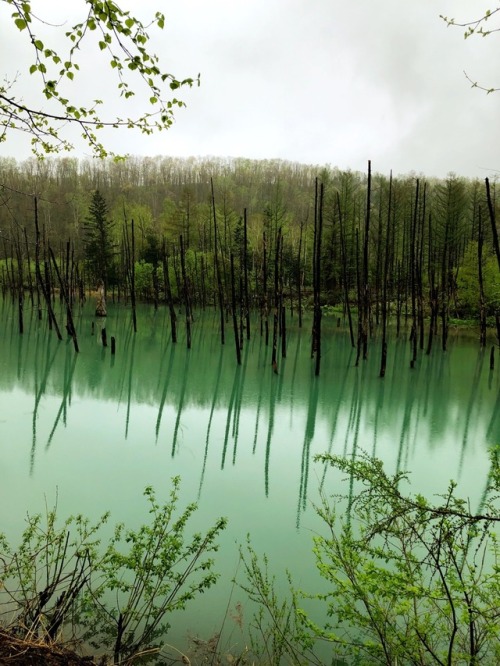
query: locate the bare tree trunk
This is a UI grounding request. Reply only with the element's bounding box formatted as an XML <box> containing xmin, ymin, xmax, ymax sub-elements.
<box><xmin>297</xmin><ymin>218</ymin><xmax>304</xmax><ymax>329</ymax></box>
<box><xmin>271</xmin><ymin>228</ymin><xmax>281</xmax><ymax>374</ymax></box>
<box><xmin>380</xmin><ymin>172</ymin><xmax>392</xmax><ymax>377</ymax></box>
<box><xmin>161</xmin><ymin>239</ymin><xmax>177</xmax><ymax>343</ymax></box>
<box><xmin>263</xmin><ymin>231</ymin><xmax>269</xmax><ymax>345</ymax></box>
<box><xmin>313</xmin><ymin>182</ymin><xmax>324</xmax><ymax>376</ymax></box>
<box><xmin>362</xmin><ymin>160</ymin><xmax>372</xmax><ymax>361</ymax></box>
<box><xmin>211</xmin><ymin>177</ymin><xmax>225</xmax><ymax>345</ymax></box>
<box><xmin>49</xmin><ymin>246</ymin><xmax>79</xmax><ymax>352</ymax></box>
<box><xmin>337</xmin><ymin>193</ymin><xmax>355</xmax><ymax>348</ymax></box>
<box><xmin>243</xmin><ymin>208</ymin><xmax>250</xmax><ymax>340</ymax></box>
<box><xmin>230</xmin><ymin>253</ymin><xmax>241</xmax><ymax>365</ymax></box>
<box><xmin>478</xmin><ymin>207</ymin><xmax>487</xmax><ymax>347</ymax></box>
<box><xmin>180</xmin><ymin>234</ymin><xmax>192</xmax><ymax>349</ymax></box>
<box><xmin>410</xmin><ymin>179</ymin><xmax>419</xmax><ymax>369</ymax></box>
<box><xmin>34</xmin><ymin>197</ymin><xmax>62</xmax><ymax>339</ymax></box>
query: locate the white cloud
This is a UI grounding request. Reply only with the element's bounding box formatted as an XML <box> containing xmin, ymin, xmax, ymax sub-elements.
<box><xmin>1</xmin><ymin>0</ymin><xmax>499</xmax><ymax>178</ymax></box>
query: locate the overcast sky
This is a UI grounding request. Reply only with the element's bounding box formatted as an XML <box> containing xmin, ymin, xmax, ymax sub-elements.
<box><xmin>2</xmin><ymin>0</ymin><xmax>500</xmax><ymax>179</ymax></box>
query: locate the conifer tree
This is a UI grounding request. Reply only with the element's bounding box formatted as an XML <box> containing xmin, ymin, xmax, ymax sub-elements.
<box><xmin>84</xmin><ymin>190</ymin><xmax>115</xmax><ymax>295</ymax></box>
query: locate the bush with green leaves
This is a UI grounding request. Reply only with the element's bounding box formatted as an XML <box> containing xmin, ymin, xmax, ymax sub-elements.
<box><xmin>79</xmin><ymin>480</ymin><xmax>227</xmax><ymax>664</ymax></box>
<box><xmin>0</xmin><ymin>479</ymin><xmax>227</xmax><ymax>664</ymax></box>
<box><xmin>0</xmin><ymin>501</ymin><xmax>107</xmax><ymax>641</ymax></box>
<box><xmin>241</xmin><ymin>450</ymin><xmax>500</xmax><ymax>665</ymax></box>
<box><xmin>456</xmin><ymin>242</ymin><xmax>500</xmax><ymax>318</ymax></box>
<box><xmin>134</xmin><ymin>260</ymin><xmax>155</xmax><ymax>300</ymax></box>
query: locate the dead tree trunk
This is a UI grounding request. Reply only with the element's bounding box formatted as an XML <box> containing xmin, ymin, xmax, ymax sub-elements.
<box><xmin>380</xmin><ymin>172</ymin><xmax>393</xmax><ymax>378</ymax></box>
<box><xmin>162</xmin><ymin>240</ymin><xmax>177</xmax><ymax>343</ymax></box>
<box><xmin>49</xmin><ymin>246</ymin><xmax>79</xmax><ymax>352</ymax></box>
<box><xmin>211</xmin><ymin>177</ymin><xmax>225</xmax><ymax>345</ymax></box>
<box><xmin>478</xmin><ymin>207</ymin><xmax>487</xmax><ymax>347</ymax></box>
<box><xmin>243</xmin><ymin>208</ymin><xmax>250</xmax><ymax>341</ymax></box>
<box><xmin>337</xmin><ymin>193</ymin><xmax>355</xmax><ymax>348</ymax></box>
<box><xmin>34</xmin><ymin>197</ymin><xmax>62</xmax><ymax>340</ymax></box>
<box><xmin>230</xmin><ymin>253</ymin><xmax>241</xmax><ymax>365</ymax></box>
<box><xmin>180</xmin><ymin>234</ymin><xmax>192</xmax><ymax>349</ymax></box>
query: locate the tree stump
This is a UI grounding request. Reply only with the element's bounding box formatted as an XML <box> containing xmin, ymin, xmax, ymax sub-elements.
<box><xmin>95</xmin><ymin>279</ymin><xmax>107</xmax><ymax>317</ymax></box>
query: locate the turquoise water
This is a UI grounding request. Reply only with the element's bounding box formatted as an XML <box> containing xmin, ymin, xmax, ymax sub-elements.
<box><xmin>0</xmin><ymin>298</ymin><xmax>497</xmax><ymax>656</ymax></box>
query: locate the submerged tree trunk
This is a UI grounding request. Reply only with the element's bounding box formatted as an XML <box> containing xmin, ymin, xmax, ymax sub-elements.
<box><xmin>230</xmin><ymin>253</ymin><xmax>241</xmax><ymax>365</ymax></box>
<box><xmin>478</xmin><ymin>207</ymin><xmax>487</xmax><ymax>348</ymax></box>
<box><xmin>211</xmin><ymin>177</ymin><xmax>225</xmax><ymax>345</ymax></box>
<box><xmin>180</xmin><ymin>234</ymin><xmax>192</xmax><ymax>349</ymax></box>
<box><xmin>162</xmin><ymin>239</ymin><xmax>177</xmax><ymax>343</ymax></box>
<box><xmin>49</xmin><ymin>246</ymin><xmax>79</xmax><ymax>352</ymax></box>
<box><xmin>362</xmin><ymin>160</ymin><xmax>372</xmax><ymax>361</ymax></box>
<box><xmin>271</xmin><ymin>228</ymin><xmax>282</xmax><ymax>374</ymax></box>
<box><xmin>243</xmin><ymin>208</ymin><xmax>250</xmax><ymax>341</ymax></box>
<box><xmin>129</xmin><ymin>219</ymin><xmax>137</xmax><ymax>333</ymax></box>
<box><xmin>410</xmin><ymin>179</ymin><xmax>419</xmax><ymax>369</ymax></box>
<box><xmin>380</xmin><ymin>172</ymin><xmax>392</xmax><ymax>378</ymax></box>
<box><xmin>312</xmin><ymin>181</ymin><xmax>324</xmax><ymax>376</ymax></box>
<box><xmin>34</xmin><ymin>197</ymin><xmax>62</xmax><ymax>340</ymax></box>
<box><xmin>337</xmin><ymin>193</ymin><xmax>355</xmax><ymax>348</ymax></box>
<box><xmin>297</xmin><ymin>218</ymin><xmax>304</xmax><ymax>329</ymax></box>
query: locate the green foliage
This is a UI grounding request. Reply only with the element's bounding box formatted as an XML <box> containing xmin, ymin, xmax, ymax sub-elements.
<box><xmin>84</xmin><ymin>190</ymin><xmax>116</xmax><ymax>290</ymax></box>
<box><xmin>134</xmin><ymin>260</ymin><xmax>155</xmax><ymax>300</ymax></box>
<box><xmin>440</xmin><ymin>8</ymin><xmax>500</xmax><ymax>93</ymax></box>
<box><xmin>80</xmin><ymin>479</ymin><xmax>227</xmax><ymax>664</ymax></box>
<box><xmin>1</xmin><ymin>154</ymin><xmax>499</xmax><ymax>332</ymax></box>
<box><xmin>241</xmin><ymin>451</ymin><xmax>500</xmax><ymax>665</ymax></box>
<box><xmin>0</xmin><ymin>501</ymin><xmax>108</xmax><ymax>640</ymax></box>
<box><xmin>0</xmin><ymin>479</ymin><xmax>227</xmax><ymax>664</ymax></box>
<box><xmin>1</xmin><ymin>0</ymin><xmax>196</xmax><ymax>156</ymax></box>
<box><xmin>456</xmin><ymin>242</ymin><xmax>500</xmax><ymax>317</ymax></box>
<box><xmin>239</xmin><ymin>539</ymin><xmax>325</xmax><ymax>666</ymax></box>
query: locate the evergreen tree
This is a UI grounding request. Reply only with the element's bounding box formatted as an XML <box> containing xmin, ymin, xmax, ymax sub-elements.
<box><xmin>84</xmin><ymin>190</ymin><xmax>115</xmax><ymax>293</ymax></box>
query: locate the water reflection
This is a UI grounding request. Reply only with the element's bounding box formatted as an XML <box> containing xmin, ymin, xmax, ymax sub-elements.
<box><xmin>0</xmin><ymin>301</ymin><xmax>498</xmax><ymax>519</ymax></box>
<box><xmin>46</xmin><ymin>344</ymin><xmax>77</xmax><ymax>449</ymax></box>
<box><xmin>198</xmin><ymin>344</ymin><xmax>224</xmax><ymax>499</ymax></box>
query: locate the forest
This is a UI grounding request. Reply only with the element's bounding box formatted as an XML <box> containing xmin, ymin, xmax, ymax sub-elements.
<box><xmin>0</xmin><ymin>155</ymin><xmax>498</xmax><ymax>367</ymax></box>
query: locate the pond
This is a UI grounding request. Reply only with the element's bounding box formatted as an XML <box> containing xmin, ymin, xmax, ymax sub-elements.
<box><xmin>0</xmin><ymin>297</ymin><xmax>497</xmax><ymax>658</ymax></box>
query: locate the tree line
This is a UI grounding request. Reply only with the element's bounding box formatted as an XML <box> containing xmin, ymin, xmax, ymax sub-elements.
<box><xmin>0</xmin><ymin>155</ymin><xmax>499</xmax><ymax>364</ymax></box>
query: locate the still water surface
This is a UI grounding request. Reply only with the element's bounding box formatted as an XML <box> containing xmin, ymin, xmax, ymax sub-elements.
<box><xmin>0</xmin><ymin>298</ymin><xmax>497</xmax><ymax>653</ymax></box>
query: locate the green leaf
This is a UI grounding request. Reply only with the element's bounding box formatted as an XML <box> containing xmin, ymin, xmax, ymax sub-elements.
<box><xmin>14</xmin><ymin>18</ymin><xmax>27</xmax><ymax>31</ymax></box>
<box><xmin>34</xmin><ymin>39</ymin><xmax>44</xmax><ymax>51</ymax></box>
<box><xmin>149</xmin><ymin>96</ymin><xmax>158</xmax><ymax>104</ymax></box>
<box><xmin>29</xmin><ymin>64</ymin><xmax>37</xmax><ymax>74</ymax></box>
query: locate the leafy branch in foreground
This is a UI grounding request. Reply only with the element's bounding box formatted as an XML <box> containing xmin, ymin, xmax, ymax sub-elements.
<box><xmin>238</xmin><ymin>538</ymin><xmax>326</xmax><ymax>666</ymax></box>
<box><xmin>80</xmin><ymin>479</ymin><xmax>227</xmax><ymax>664</ymax></box>
<box><xmin>0</xmin><ymin>499</ymin><xmax>108</xmax><ymax>641</ymax></box>
<box><xmin>440</xmin><ymin>8</ymin><xmax>500</xmax><ymax>93</ymax></box>
<box><xmin>0</xmin><ymin>479</ymin><xmax>227</xmax><ymax>665</ymax></box>
<box><xmin>1</xmin><ymin>0</ymin><xmax>198</xmax><ymax>157</ymax></box>
<box><xmin>241</xmin><ymin>449</ymin><xmax>500</xmax><ymax>665</ymax></box>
